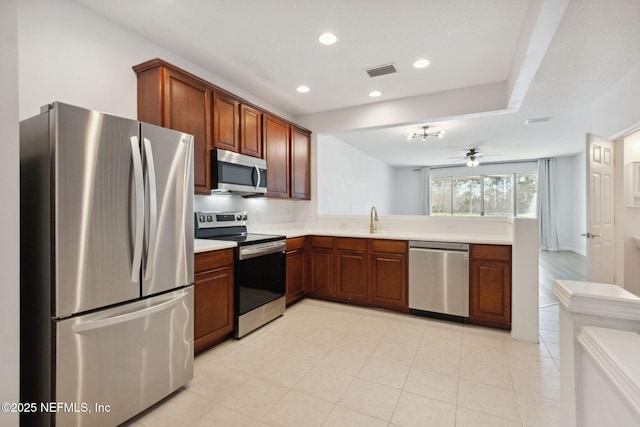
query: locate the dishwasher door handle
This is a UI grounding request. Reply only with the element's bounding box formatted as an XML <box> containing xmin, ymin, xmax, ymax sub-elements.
<box><xmin>409</xmin><ymin>247</ymin><xmax>469</xmax><ymax>259</ymax></box>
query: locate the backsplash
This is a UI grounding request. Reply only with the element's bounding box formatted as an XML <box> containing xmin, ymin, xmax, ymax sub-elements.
<box><xmin>193</xmin><ymin>195</ymin><xmax>312</xmax><ymax>224</ymax></box>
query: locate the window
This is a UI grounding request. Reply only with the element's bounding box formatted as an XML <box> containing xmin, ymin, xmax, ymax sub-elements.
<box><xmin>515</xmin><ymin>173</ymin><xmax>537</xmax><ymax>217</ymax></box>
<box><xmin>453</xmin><ymin>177</ymin><xmax>481</xmax><ymax>216</ymax></box>
<box><xmin>430</xmin><ymin>177</ymin><xmax>452</xmax><ymax>216</ymax></box>
<box><xmin>484</xmin><ymin>174</ymin><xmax>513</xmax><ymax>216</ymax></box>
<box><xmin>429</xmin><ymin>172</ymin><xmax>537</xmax><ymax>217</ymax></box>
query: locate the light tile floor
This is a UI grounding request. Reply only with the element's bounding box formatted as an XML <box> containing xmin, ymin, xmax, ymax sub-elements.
<box><xmin>125</xmin><ymin>300</ymin><xmax>561</xmax><ymax>427</ymax></box>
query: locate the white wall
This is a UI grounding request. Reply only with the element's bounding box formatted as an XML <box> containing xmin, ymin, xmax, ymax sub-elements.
<box><xmin>18</xmin><ymin>0</ymin><xmax>291</xmax><ymax>122</ymax></box>
<box><xmin>590</xmin><ymin>61</ymin><xmax>640</xmax><ymax>292</ymax></box>
<box><xmin>318</xmin><ymin>135</ymin><xmax>394</xmax><ymax>215</ymax></box>
<box><xmin>393</xmin><ymin>168</ymin><xmax>423</xmax><ymax>215</ymax></box>
<box><xmin>555</xmin><ymin>154</ymin><xmax>586</xmax><ymax>254</ymax></box>
<box><xmin>1</xmin><ymin>0</ymin><xmax>20</xmax><ymax>425</ymax></box>
<box><xmin>618</xmin><ymin>131</ymin><xmax>640</xmax><ymax>295</ymax></box>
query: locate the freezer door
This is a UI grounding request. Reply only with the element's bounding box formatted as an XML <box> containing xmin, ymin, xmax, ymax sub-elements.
<box><xmin>140</xmin><ymin>123</ymin><xmax>194</xmax><ymax>296</ymax></box>
<box><xmin>54</xmin><ymin>103</ymin><xmax>142</xmax><ymax>318</ymax></box>
<box><xmin>55</xmin><ymin>286</ymin><xmax>194</xmax><ymax>427</ymax></box>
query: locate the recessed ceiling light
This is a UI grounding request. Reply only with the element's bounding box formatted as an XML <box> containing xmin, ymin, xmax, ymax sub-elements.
<box><xmin>413</xmin><ymin>59</ymin><xmax>431</xmax><ymax>69</ymax></box>
<box><xmin>296</xmin><ymin>85</ymin><xmax>310</xmax><ymax>93</ymax></box>
<box><xmin>369</xmin><ymin>90</ymin><xmax>382</xmax><ymax>98</ymax></box>
<box><xmin>318</xmin><ymin>32</ymin><xmax>338</xmax><ymax>45</ymax></box>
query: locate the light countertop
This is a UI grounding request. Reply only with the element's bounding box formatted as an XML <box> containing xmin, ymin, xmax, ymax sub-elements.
<box><xmin>256</xmin><ymin>227</ymin><xmax>513</xmax><ymax>245</ymax></box>
<box><xmin>194</xmin><ymin>239</ymin><xmax>236</xmax><ymax>253</ymax></box>
<box><xmin>195</xmin><ymin>227</ymin><xmax>512</xmax><ymax>254</ymax></box>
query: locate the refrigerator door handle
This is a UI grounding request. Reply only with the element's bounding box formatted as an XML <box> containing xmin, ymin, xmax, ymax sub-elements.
<box><xmin>130</xmin><ymin>136</ymin><xmax>144</xmax><ymax>283</ymax></box>
<box><xmin>71</xmin><ymin>293</ymin><xmax>187</xmax><ymax>333</ymax></box>
<box><xmin>143</xmin><ymin>138</ymin><xmax>158</xmax><ymax>281</ymax></box>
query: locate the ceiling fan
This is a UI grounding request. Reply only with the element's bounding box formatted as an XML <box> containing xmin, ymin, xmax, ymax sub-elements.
<box><xmin>406</xmin><ymin>126</ymin><xmax>444</xmax><ymax>141</ymax></box>
<box><xmin>449</xmin><ymin>148</ymin><xmax>484</xmax><ymax>167</ymax></box>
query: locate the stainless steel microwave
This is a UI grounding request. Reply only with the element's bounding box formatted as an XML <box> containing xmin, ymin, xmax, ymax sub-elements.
<box><xmin>211</xmin><ymin>148</ymin><xmax>267</xmax><ymax>195</ymax></box>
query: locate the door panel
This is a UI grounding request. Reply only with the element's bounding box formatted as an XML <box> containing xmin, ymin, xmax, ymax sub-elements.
<box><xmin>140</xmin><ymin>123</ymin><xmax>194</xmax><ymax>296</ymax></box>
<box><xmin>55</xmin><ymin>287</ymin><xmax>193</xmax><ymax>427</ymax></box>
<box><xmin>586</xmin><ymin>134</ymin><xmax>615</xmax><ymax>283</ymax></box>
<box><xmin>55</xmin><ymin>103</ymin><xmax>140</xmax><ymax>318</ymax></box>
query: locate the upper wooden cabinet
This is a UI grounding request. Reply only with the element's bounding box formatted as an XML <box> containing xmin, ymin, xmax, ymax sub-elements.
<box><xmin>263</xmin><ymin>113</ymin><xmax>290</xmax><ymax>198</ymax></box>
<box><xmin>133</xmin><ymin>58</ymin><xmax>310</xmax><ymax>198</ymax></box>
<box><xmin>212</xmin><ymin>92</ymin><xmax>239</xmax><ymax>152</ymax></box>
<box><xmin>212</xmin><ymin>94</ymin><xmax>264</xmax><ymax>158</ymax></box>
<box><xmin>263</xmin><ymin>115</ymin><xmax>311</xmax><ymax>200</ymax></box>
<box><xmin>133</xmin><ymin>60</ymin><xmax>213</xmax><ymax>193</ymax></box>
<box><xmin>240</xmin><ymin>104</ymin><xmax>262</xmax><ymax>158</ymax></box>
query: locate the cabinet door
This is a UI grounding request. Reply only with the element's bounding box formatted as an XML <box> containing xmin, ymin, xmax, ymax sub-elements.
<box><xmin>370</xmin><ymin>252</ymin><xmax>407</xmax><ymax>310</ymax></box>
<box><xmin>164</xmin><ymin>70</ymin><xmax>212</xmax><ymax>194</ymax></box>
<box><xmin>240</xmin><ymin>104</ymin><xmax>263</xmax><ymax>158</ymax></box>
<box><xmin>291</xmin><ymin>127</ymin><xmax>311</xmax><ymax>199</ymax></box>
<box><xmin>336</xmin><ymin>250</ymin><xmax>369</xmax><ymax>303</ymax></box>
<box><xmin>469</xmin><ymin>260</ymin><xmax>511</xmax><ymax>329</ymax></box>
<box><xmin>193</xmin><ymin>265</ymin><xmax>234</xmax><ymax>353</ymax></box>
<box><xmin>286</xmin><ymin>248</ymin><xmax>306</xmax><ymax>304</ymax></box>
<box><xmin>310</xmin><ymin>248</ymin><xmax>334</xmax><ymax>298</ymax></box>
<box><xmin>213</xmin><ymin>92</ymin><xmax>239</xmax><ymax>152</ymax></box>
<box><xmin>263</xmin><ymin>114</ymin><xmax>290</xmax><ymax>197</ymax></box>
<box><xmin>193</xmin><ymin>250</ymin><xmax>234</xmax><ymax>353</ymax></box>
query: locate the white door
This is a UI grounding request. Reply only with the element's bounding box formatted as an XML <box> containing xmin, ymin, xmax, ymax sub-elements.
<box><xmin>585</xmin><ymin>134</ymin><xmax>615</xmax><ymax>283</ymax></box>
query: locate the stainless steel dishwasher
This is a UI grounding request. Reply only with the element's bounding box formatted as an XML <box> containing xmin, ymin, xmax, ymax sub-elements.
<box><xmin>409</xmin><ymin>241</ymin><xmax>470</xmax><ymax>322</ymax></box>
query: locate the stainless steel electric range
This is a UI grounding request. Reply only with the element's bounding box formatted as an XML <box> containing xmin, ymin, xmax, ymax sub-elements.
<box><xmin>195</xmin><ymin>211</ymin><xmax>286</xmax><ymax>338</ymax></box>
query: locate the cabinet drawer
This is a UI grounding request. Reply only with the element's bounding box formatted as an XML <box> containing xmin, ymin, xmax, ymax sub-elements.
<box><xmin>371</xmin><ymin>239</ymin><xmax>407</xmax><ymax>254</ymax></box>
<box><xmin>470</xmin><ymin>244</ymin><xmax>511</xmax><ymax>262</ymax></box>
<box><xmin>286</xmin><ymin>237</ymin><xmax>306</xmax><ymax>251</ymax></box>
<box><xmin>336</xmin><ymin>237</ymin><xmax>368</xmax><ymax>252</ymax></box>
<box><xmin>194</xmin><ymin>249</ymin><xmax>234</xmax><ymax>273</ymax></box>
<box><xmin>311</xmin><ymin>236</ymin><xmax>334</xmax><ymax>249</ymax></box>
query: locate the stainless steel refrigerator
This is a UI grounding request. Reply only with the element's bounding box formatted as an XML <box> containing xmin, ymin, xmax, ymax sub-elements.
<box><xmin>20</xmin><ymin>102</ymin><xmax>195</xmax><ymax>426</ymax></box>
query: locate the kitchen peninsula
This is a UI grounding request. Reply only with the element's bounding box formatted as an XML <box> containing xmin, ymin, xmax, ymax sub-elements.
<box><xmin>195</xmin><ymin>214</ymin><xmax>539</xmax><ymax>351</ymax></box>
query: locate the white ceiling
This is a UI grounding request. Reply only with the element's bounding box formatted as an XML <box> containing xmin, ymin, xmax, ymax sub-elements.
<box><xmin>72</xmin><ymin>0</ymin><xmax>640</xmax><ymax>167</ymax></box>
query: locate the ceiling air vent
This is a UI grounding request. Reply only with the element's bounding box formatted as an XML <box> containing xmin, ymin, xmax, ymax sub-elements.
<box><xmin>525</xmin><ymin>116</ymin><xmax>553</xmax><ymax>124</ymax></box>
<box><xmin>365</xmin><ymin>63</ymin><xmax>397</xmax><ymax>78</ymax></box>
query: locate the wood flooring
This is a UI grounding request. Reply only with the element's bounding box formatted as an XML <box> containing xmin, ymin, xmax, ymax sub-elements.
<box><xmin>538</xmin><ymin>250</ymin><xmax>587</xmax><ymax>307</ymax></box>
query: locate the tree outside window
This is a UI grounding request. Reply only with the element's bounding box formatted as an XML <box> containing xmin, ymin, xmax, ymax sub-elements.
<box><xmin>429</xmin><ymin>172</ymin><xmax>537</xmax><ymax>217</ymax></box>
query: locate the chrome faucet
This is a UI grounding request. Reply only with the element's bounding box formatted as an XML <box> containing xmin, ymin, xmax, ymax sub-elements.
<box><xmin>370</xmin><ymin>206</ymin><xmax>378</xmax><ymax>233</ymax></box>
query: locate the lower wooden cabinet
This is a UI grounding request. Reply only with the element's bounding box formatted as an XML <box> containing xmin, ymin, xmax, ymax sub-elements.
<box><xmin>286</xmin><ymin>237</ymin><xmax>306</xmax><ymax>305</ymax></box>
<box><xmin>304</xmin><ymin>236</ymin><xmax>408</xmax><ymax>312</ymax></box>
<box><xmin>469</xmin><ymin>244</ymin><xmax>512</xmax><ymax>330</ymax></box>
<box><xmin>335</xmin><ymin>238</ymin><xmax>369</xmax><ymax>303</ymax></box>
<box><xmin>309</xmin><ymin>236</ymin><xmax>335</xmax><ymax>298</ymax></box>
<box><xmin>193</xmin><ymin>249</ymin><xmax>234</xmax><ymax>354</ymax></box>
<box><xmin>370</xmin><ymin>240</ymin><xmax>408</xmax><ymax>310</ymax></box>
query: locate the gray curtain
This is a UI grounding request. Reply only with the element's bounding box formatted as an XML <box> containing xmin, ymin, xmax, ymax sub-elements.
<box><xmin>538</xmin><ymin>158</ymin><xmax>559</xmax><ymax>250</ymax></box>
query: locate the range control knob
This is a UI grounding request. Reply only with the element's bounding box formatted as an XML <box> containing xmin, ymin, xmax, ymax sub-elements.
<box><xmin>236</xmin><ymin>214</ymin><xmax>242</xmax><ymax>221</ymax></box>
<box><xmin>206</xmin><ymin>215</ymin><xmax>213</xmax><ymax>222</ymax></box>
<box><xmin>242</xmin><ymin>214</ymin><xmax>248</xmax><ymax>220</ymax></box>
<box><xmin>198</xmin><ymin>215</ymin><xmax>205</xmax><ymax>222</ymax></box>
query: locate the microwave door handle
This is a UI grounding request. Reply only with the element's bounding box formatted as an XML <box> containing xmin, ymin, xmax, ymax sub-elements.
<box><xmin>254</xmin><ymin>164</ymin><xmax>261</xmax><ymax>190</ymax></box>
<box><xmin>130</xmin><ymin>136</ymin><xmax>144</xmax><ymax>283</ymax></box>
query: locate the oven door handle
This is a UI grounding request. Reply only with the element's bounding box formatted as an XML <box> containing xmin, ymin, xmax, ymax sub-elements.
<box><xmin>238</xmin><ymin>240</ymin><xmax>286</xmax><ymax>260</ymax></box>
